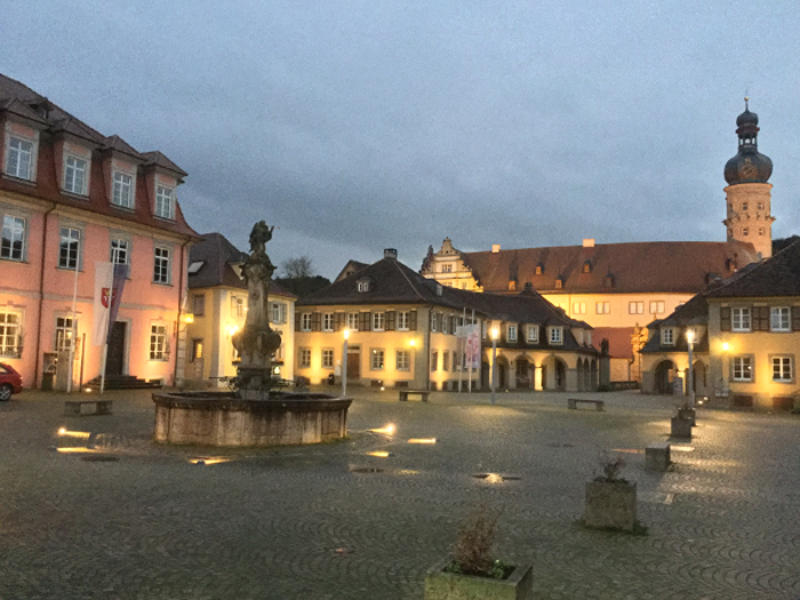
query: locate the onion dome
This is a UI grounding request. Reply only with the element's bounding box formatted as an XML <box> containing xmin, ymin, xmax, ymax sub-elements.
<box><xmin>724</xmin><ymin>98</ymin><xmax>772</xmax><ymax>185</ymax></box>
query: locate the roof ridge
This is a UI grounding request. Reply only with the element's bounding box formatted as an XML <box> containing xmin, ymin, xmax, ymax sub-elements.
<box><xmin>392</xmin><ymin>259</ymin><xmax>427</xmax><ymax>301</ymax></box>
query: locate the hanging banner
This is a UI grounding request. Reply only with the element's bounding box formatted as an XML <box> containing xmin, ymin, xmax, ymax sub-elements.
<box><xmin>463</xmin><ymin>324</ymin><xmax>481</xmax><ymax>368</ymax></box>
<box><xmin>92</xmin><ymin>262</ymin><xmax>129</xmax><ymax>346</ymax></box>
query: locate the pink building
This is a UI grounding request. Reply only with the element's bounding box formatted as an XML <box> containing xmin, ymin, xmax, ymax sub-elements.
<box><xmin>0</xmin><ymin>74</ymin><xmax>198</xmax><ymax>390</ymax></box>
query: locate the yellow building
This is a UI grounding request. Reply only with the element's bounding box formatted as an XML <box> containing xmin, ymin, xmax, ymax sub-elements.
<box><xmin>296</xmin><ymin>250</ymin><xmax>597</xmax><ymax>392</ymax></box>
<box><xmin>183</xmin><ymin>233</ymin><xmax>296</xmax><ymax>386</ymax></box>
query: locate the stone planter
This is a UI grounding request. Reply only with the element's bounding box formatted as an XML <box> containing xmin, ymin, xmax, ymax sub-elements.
<box><xmin>583</xmin><ymin>480</ymin><xmax>637</xmax><ymax>532</ymax></box>
<box><xmin>670</xmin><ymin>415</ymin><xmax>692</xmax><ymax>440</ymax></box>
<box><xmin>424</xmin><ymin>560</ymin><xmax>533</xmax><ymax>600</ymax></box>
<box><xmin>677</xmin><ymin>407</ymin><xmax>696</xmax><ymax>426</ymax></box>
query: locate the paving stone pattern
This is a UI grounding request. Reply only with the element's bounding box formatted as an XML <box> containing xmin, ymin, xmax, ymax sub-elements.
<box><xmin>1</xmin><ymin>389</ymin><xmax>798</xmax><ymax>599</ymax></box>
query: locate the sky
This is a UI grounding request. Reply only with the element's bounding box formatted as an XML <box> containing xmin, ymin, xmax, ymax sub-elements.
<box><xmin>4</xmin><ymin>1</ymin><xmax>800</xmax><ymax>279</ymax></box>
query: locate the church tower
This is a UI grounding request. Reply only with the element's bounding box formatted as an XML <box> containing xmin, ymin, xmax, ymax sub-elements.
<box><xmin>723</xmin><ymin>99</ymin><xmax>774</xmax><ymax>259</ymax></box>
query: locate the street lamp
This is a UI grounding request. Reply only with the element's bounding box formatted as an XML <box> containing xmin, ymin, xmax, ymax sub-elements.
<box><xmin>686</xmin><ymin>328</ymin><xmax>695</xmax><ymax>409</ymax></box>
<box><xmin>342</xmin><ymin>328</ymin><xmax>350</xmax><ymax>398</ymax></box>
<box><xmin>490</xmin><ymin>326</ymin><xmax>499</xmax><ymax>405</ymax></box>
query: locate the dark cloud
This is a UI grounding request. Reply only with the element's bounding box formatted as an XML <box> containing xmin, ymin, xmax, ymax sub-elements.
<box><xmin>4</xmin><ymin>1</ymin><xmax>799</xmax><ymax>278</ymax></box>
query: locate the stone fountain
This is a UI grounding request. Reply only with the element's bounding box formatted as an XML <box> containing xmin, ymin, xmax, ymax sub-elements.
<box><xmin>153</xmin><ymin>221</ymin><xmax>351</xmax><ymax>447</ymax></box>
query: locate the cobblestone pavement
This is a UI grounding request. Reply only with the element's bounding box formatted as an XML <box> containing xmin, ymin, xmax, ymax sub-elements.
<box><xmin>1</xmin><ymin>387</ymin><xmax>798</xmax><ymax>599</ymax></box>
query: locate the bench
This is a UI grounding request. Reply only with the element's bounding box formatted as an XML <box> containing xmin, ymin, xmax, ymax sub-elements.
<box><xmin>64</xmin><ymin>399</ymin><xmax>113</xmax><ymax>416</ymax></box>
<box><xmin>567</xmin><ymin>398</ymin><xmax>604</xmax><ymax>411</ymax></box>
<box><xmin>399</xmin><ymin>390</ymin><xmax>430</xmax><ymax>402</ymax></box>
<box><xmin>645</xmin><ymin>442</ymin><xmax>671</xmax><ymax>471</ymax></box>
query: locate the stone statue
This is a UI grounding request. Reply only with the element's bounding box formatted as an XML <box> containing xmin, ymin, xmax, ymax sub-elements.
<box><xmin>232</xmin><ymin>221</ymin><xmax>282</xmax><ymax>398</ymax></box>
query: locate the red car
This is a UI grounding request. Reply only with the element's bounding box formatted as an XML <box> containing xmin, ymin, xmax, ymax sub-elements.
<box><xmin>0</xmin><ymin>362</ymin><xmax>22</xmax><ymax>401</ymax></box>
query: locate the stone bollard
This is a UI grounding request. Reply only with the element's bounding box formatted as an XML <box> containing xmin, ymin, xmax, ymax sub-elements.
<box><xmin>670</xmin><ymin>416</ymin><xmax>692</xmax><ymax>440</ymax></box>
<box><xmin>645</xmin><ymin>442</ymin><xmax>671</xmax><ymax>471</ymax></box>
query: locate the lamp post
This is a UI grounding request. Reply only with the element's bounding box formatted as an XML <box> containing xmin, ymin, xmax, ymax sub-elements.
<box><xmin>686</xmin><ymin>328</ymin><xmax>695</xmax><ymax>409</ymax></box>
<box><xmin>342</xmin><ymin>328</ymin><xmax>350</xmax><ymax>398</ymax></box>
<box><xmin>490</xmin><ymin>326</ymin><xmax>499</xmax><ymax>405</ymax></box>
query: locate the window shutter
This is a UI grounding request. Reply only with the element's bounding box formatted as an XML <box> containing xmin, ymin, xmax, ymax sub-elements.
<box><xmin>334</xmin><ymin>312</ymin><xmax>345</xmax><ymax>331</ymax></box>
<box><xmin>360</xmin><ymin>312</ymin><xmax>371</xmax><ymax>331</ymax></box>
<box><xmin>720</xmin><ymin>306</ymin><xmax>731</xmax><ymax>331</ymax></box>
<box><xmin>386</xmin><ymin>310</ymin><xmax>396</xmax><ymax>331</ymax></box>
<box><xmin>311</xmin><ymin>312</ymin><xmax>321</xmax><ymax>332</ymax></box>
<box><xmin>792</xmin><ymin>307</ymin><xmax>800</xmax><ymax>331</ymax></box>
<box><xmin>294</xmin><ymin>312</ymin><xmax>301</xmax><ymax>332</ymax></box>
<box><xmin>754</xmin><ymin>306</ymin><xmax>769</xmax><ymax>331</ymax></box>
<box><xmin>409</xmin><ymin>310</ymin><xmax>417</xmax><ymax>331</ymax></box>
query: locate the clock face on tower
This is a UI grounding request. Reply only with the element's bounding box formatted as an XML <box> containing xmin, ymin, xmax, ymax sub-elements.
<box><xmin>739</xmin><ymin>158</ymin><xmax>758</xmax><ymax>180</ymax></box>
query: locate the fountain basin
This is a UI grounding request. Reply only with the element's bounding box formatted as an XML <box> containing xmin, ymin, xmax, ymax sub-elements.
<box><xmin>153</xmin><ymin>391</ymin><xmax>352</xmax><ymax>447</ymax></box>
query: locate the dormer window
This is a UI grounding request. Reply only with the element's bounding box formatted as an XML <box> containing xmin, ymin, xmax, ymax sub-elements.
<box><xmin>661</xmin><ymin>327</ymin><xmax>675</xmax><ymax>346</ymax></box>
<box><xmin>357</xmin><ymin>279</ymin><xmax>370</xmax><ymax>293</ymax></box>
<box><xmin>548</xmin><ymin>326</ymin><xmax>563</xmax><ymax>345</ymax></box>
<box><xmin>64</xmin><ymin>155</ymin><xmax>88</xmax><ymax>195</ymax></box>
<box><xmin>5</xmin><ymin>136</ymin><xmax>34</xmax><ymax>180</ymax></box>
<box><xmin>526</xmin><ymin>325</ymin><xmax>539</xmax><ymax>343</ymax></box>
<box><xmin>535</xmin><ymin>263</ymin><xmax>544</xmax><ymax>275</ymax></box>
<box><xmin>508</xmin><ymin>280</ymin><xmax>516</xmax><ymax>291</ymax></box>
<box><xmin>554</xmin><ymin>277</ymin><xmax>563</xmax><ymax>289</ymax></box>
<box><xmin>155</xmin><ymin>185</ymin><xmax>175</xmax><ymax>219</ymax></box>
<box><xmin>582</xmin><ymin>261</ymin><xmax>592</xmax><ymax>273</ymax></box>
<box><xmin>112</xmin><ymin>171</ymin><xmax>134</xmax><ymax>208</ymax></box>
<box><xmin>603</xmin><ymin>274</ymin><xmax>614</xmax><ymax>288</ymax></box>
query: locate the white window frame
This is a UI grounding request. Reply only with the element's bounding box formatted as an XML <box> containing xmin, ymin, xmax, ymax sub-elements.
<box><xmin>572</xmin><ymin>302</ymin><xmax>586</xmax><ymax>315</ymax></box>
<box><xmin>346</xmin><ymin>312</ymin><xmax>359</xmax><ymax>331</ymax></box>
<box><xmin>397</xmin><ymin>311</ymin><xmax>409</xmax><ymax>331</ymax></box>
<box><xmin>231</xmin><ymin>296</ymin><xmax>245</xmax><ymax>319</ymax></box>
<box><xmin>5</xmin><ymin>135</ymin><xmax>35</xmax><ymax>180</ymax></box>
<box><xmin>58</xmin><ymin>226</ymin><xmax>81</xmax><ymax>270</ymax></box>
<box><xmin>270</xmin><ymin>302</ymin><xmax>286</xmax><ymax>324</ymax></box>
<box><xmin>322</xmin><ymin>313</ymin><xmax>334</xmax><ymax>332</ymax></box>
<box><xmin>55</xmin><ymin>316</ymin><xmax>76</xmax><ymax>352</ymax></box>
<box><xmin>661</xmin><ymin>327</ymin><xmax>675</xmax><ymax>346</ymax></box>
<box><xmin>63</xmin><ymin>155</ymin><xmax>88</xmax><ymax>195</ymax></box>
<box><xmin>372</xmin><ymin>312</ymin><xmax>385</xmax><ymax>331</ymax></box>
<box><xmin>396</xmin><ymin>349</ymin><xmax>410</xmax><ymax>371</ymax></box>
<box><xmin>370</xmin><ymin>348</ymin><xmax>384</xmax><ymax>370</ymax></box>
<box><xmin>153</xmin><ymin>245</ymin><xmax>171</xmax><ymax>284</ymax></box>
<box><xmin>770</xmin><ymin>307</ymin><xmax>790</xmax><ymax>332</ymax></box>
<box><xmin>149</xmin><ymin>323</ymin><xmax>169</xmax><ymax>361</ymax></box>
<box><xmin>300</xmin><ymin>313</ymin><xmax>312</xmax><ymax>332</ymax></box>
<box><xmin>155</xmin><ymin>185</ymin><xmax>175</xmax><ymax>219</ymax></box>
<box><xmin>628</xmin><ymin>301</ymin><xmax>644</xmax><ymax>315</ymax></box>
<box><xmin>1</xmin><ymin>214</ymin><xmax>26</xmax><ymax>261</ymax></box>
<box><xmin>0</xmin><ymin>310</ymin><xmax>23</xmax><ymax>357</ymax></box>
<box><xmin>548</xmin><ymin>326</ymin><xmax>563</xmax><ymax>345</ymax></box>
<box><xmin>732</xmin><ymin>356</ymin><xmax>753</xmax><ymax>382</ymax></box>
<box><xmin>299</xmin><ymin>348</ymin><xmax>311</xmax><ymax>368</ymax></box>
<box><xmin>357</xmin><ymin>279</ymin><xmax>370</xmax><ymax>293</ymax></box>
<box><xmin>595</xmin><ymin>301</ymin><xmax>610</xmax><ymax>314</ymax></box>
<box><xmin>650</xmin><ymin>301</ymin><xmax>665</xmax><ymax>314</ymax></box>
<box><xmin>507</xmin><ymin>324</ymin><xmax>517</xmax><ymax>342</ymax></box>
<box><xmin>321</xmin><ymin>348</ymin><xmax>334</xmax><ymax>369</ymax></box>
<box><xmin>732</xmin><ymin>307</ymin><xmax>751</xmax><ymax>332</ymax></box>
<box><xmin>112</xmin><ymin>171</ymin><xmax>134</xmax><ymax>208</ymax></box>
<box><xmin>192</xmin><ymin>294</ymin><xmax>205</xmax><ymax>317</ymax></box>
<box><xmin>110</xmin><ymin>238</ymin><xmax>130</xmax><ymax>264</ymax></box>
<box><xmin>526</xmin><ymin>325</ymin><xmax>539</xmax><ymax>343</ymax></box>
<box><xmin>772</xmin><ymin>356</ymin><xmax>793</xmax><ymax>382</ymax></box>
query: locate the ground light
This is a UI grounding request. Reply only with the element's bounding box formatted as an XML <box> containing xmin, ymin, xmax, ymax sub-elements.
<box><xmin>365</xmin><ymin>450</ymin><xmax>391</xmax><ymax>458</ymax></box>
<box><xmin>188</xmin><ymin>456</ymin><xmax>233</xmax><ymax>466</ymax></box>
<box><xmin>368</xmin><ymin>423</ymin><xmax>396</xmax><ymax>435</ymax></box>
<box><xmin>407</xmin><ymin>438</ymin><xmax>437</xmax><ymax>444</ymax></box>
<box><xmin>57</xmin><ymin>427</ymin><xmax>91</xmax><ymax>440</ymax></box>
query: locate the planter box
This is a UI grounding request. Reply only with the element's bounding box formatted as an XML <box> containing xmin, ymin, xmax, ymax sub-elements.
<box><xmin>424</xmin><ymin>560</ymin><xmax>533</xmax><ymax>600</ymax></box>
<box><xmin>583</xmin><ymin>480</ymin><xmax>637</xmax><ymax>532</ymax></box>
<box><xmin>670</xmin><ymin>416</ymin><xmax>692</xmax><ymax>440</ymax></box>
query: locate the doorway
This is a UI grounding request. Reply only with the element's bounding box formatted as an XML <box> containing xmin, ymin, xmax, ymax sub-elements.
<box><xmin>346</xmin><ymin>347</ymin><xmax>360</xmax><ymax>382</ymax></box>
<box><xmin>106</xmin><ymin>321</ymin><xmax>126</xmax><ymax>376</ymax></box>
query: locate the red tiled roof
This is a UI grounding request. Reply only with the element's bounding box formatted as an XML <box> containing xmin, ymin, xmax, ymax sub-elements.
<box><xmin>459</xmin><ymin>241</ymin><xmax>759</xmax><ymax>294</ymax></box>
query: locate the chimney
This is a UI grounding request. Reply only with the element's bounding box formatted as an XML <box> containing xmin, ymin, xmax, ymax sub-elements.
<box><xmin>491</xmin><ymin>244</ymin><xmax>501</xmax><ymax>253</ymax></box>
<box><xmin>582</xmin><ymin>238</ymin><xmax>595</xmax><ymax>248</ymax></box>
<box><xmin>384</xmin><ymin>248</ymin><xmax>398</xmax><ymax>260</ymax></box>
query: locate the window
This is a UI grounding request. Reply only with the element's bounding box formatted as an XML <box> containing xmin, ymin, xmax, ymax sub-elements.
<box><xmin>526</xmin><ymin>325</ymin><xmax>539</xmax><ymax>343</ymax></box>
<box><xmin>54</xmin><ymin>316</ymin><xmax>75</xmax><ymax>351</ymax></box>
<box><xmin>507</xmin><ymin>325</ymin><xmax>517</xmax><ymax>342</ymax></box>
<box><xmin>572</xmin><ymin>302</ymin><xmax>586</xmax><ymax>314</ymax></box>
<box><xmin>758</xmin><ymin>227</ymin><xmax>765</xmax><ymax>236</ymax></box>
<box><xmin>110</xmin><ymin>238</ymin><xmax>129</xmax><ymax>264</ymax></box>
<box><xmin>58</xmin><ymin>227</ymin><xmax>81</xmax><ymax>270</ymax></box>
<box><xmin>300</xmin><ymin>313</ymin><xmax>312</xmax><ymax>331</ymax></box>
<box><xmin>628</xmin><ymin>301</ymin><xmax>644</xmax><ymax>315</ymax></box>
<box><xmin>357</xmin><ymin>279</ymin><xmax>370</xmax><ymax>293</ymax></box>
<box><xmin>442</xmin><ymin>264</ymin><xmax>452</xmax><ymax>273</ymax></box>
<box><xmin>192</xmin><ymin>294</ymin><xmax>205</xmax><ymax>316</ymax></box>
<box><xmin>347</xmin><ymin>312</ymin><xmax>359</xmax><ymax>331</ymax></box>
<box><xmin>431</xmin><ymin>351</ymin><xmax>438</xmax><ymax>371</ymax></box>
<box><xmin>299</xmin><ymin>348</ymin><xmax>311</xmax><ymax>368</ymax></box>
<box><xmin>732</xmin><ymin>356</ymin><xmax>752</xmax><ymax>382</ymax></box>
<box><xmin>430</xmin><ymin>313</ymin><xmax>439</xmax><ymax>332</ymax></box>
<box><xmin>549</xmin><ymin>326</ymin><xmax>563</xmax><ymax>345</ymax></box>
<box><xmin>322</xmin><ymin>348</ymin><xmax>334</xmax><ymax>369</ymax></box>
<box><xmin>149</xmin><ymin>324</ymin><xmax>168</xmax><ymax>360</ymax></box>
<box><xmin>5</xmin><ymin>136</ymin><xmax>33</xmax><ymax>180</ymax></box>
<box><xmin>153</xmin><ymin>246</ymin><xmax>171</xmax><ymax>283</ymax></box>
<box><xmin>595</xmin><ymin>301</ymin><xmax>610</xmax><ymax>314</ymax></box>
<box><xmin>535</xmin><ymin>264</ymin><xmax>543</xmax><ymax>275</ymax></box>
<box><xmin>554</xmin><ymin>278</ymin><xmax>563</xmax><ymax>289</ymax></box>
<box><xmin>732</xmin><ymin>307</ymin><xmax>751</xmax><ymax>332</ymax></box>
<box><xmin>757</xmin><ymin>201</ymin><xmax>764</xmax><ymax>210</ymax></box>
<box><xmin>442</xmin><ymin>351</ymin><xmax>449</xmax><ymax>371</ymax></box>
<box><xmin>0</xmin><ymin>311</ymin><xmax>22</xmax><ymax>357</ymax></box>
<box><xmin>270</xmin><ymin>302</ymin><xmax>286</xmax><ymax>324</ymax></box>
<box><xmin>64</xmin><ymin>156</ymin><xmax>87</xmax><ymax>195</ymax></box>
<box><xmin>582</xmin><ymin>261</ymin><xmax>591</xmax><ymax>273</ymax></box>
<box><xmin>661</xmin><ymin>327</ymin><xmax>674</xmax><ymax>346</ymax></box>
<box><xmin>372</xmin><ymin>312</ymin><xmax>385</xmax><ymax>331</ymax></box>
<box><xmin>742</xmin><ymin>227</ymin><xmax>749</xmax><ymax>236</ymax></box>
<box><xmin>1</xmin><ymin>215</ymin><xmax>25</xmax><ymax>261</ymax></box>
<box><xmin>370</xmin><ymin>348</ymin><xmax>384</xmax><ymax>370</ymax></box>
<box><xmin>397</xmin><ymin>311</ymin><xmax>409</xmax><ymax>330</ymax></box>
<box><xmin>742</xmin><ymin>202</ymin><xmax>748</xmax><ymax>211</ymax></box>
<box><xmin>770</xmin><ymin>307</ymin><xmax>790</xmax><ymax>332</ymax></box>
<box><xmin>155</xmin><ymin>185</ymin><xmax>174</xmax><ymax>219</ymax></box>
<box><xmin>112</xmin><ymin>172</ymin><xmax>134</xmax><ymax>208</ymax></box>
<box><xmin>772</xmin><ymin>356</ymin><xmax>793</xmax><ymax>382</ymax></box>
<box><xmin>649</xmin><ymin>301</ymin><xmax>665</xmax><ymax>314</ymax></box>
<box><xmin>191</xmin><ymin>339</ymin><xmax>203</xmax><ymax>362</ymax></box>
<box><xmin>321</xmin><ymin>313</ymin><xmax>333</xmax><ymax>331</ymax></box>
<box><xmin>396</xmin><ymin>350</ymin><xmax>410</xmax><ymax>371</ymax></box>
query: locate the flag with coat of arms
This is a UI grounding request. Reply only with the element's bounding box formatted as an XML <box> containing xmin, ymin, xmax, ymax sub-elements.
<box><xmin>92</xmin><ymin>262</ymin><xmax>129</xmax><ymax>346</ymax></box>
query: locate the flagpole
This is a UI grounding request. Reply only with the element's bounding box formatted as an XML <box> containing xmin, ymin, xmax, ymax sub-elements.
<box><xmin>458</xmin><ymin>307</ymin><xmax>465</xmax><ymax>393</ymax></box>
<box><xmin>66</xmin><ymin>260</ymin><xmax>80</xmax><ymax>394</ymax></box>
<box><xmin>468</xmin><ymin>309</ymin><xmax>474</xmax><ymax>393</ymax></box>
<box><xmin>100</xmin><ymin>263</ymin><xmax>115</xmax><ymax>395</ymax></box>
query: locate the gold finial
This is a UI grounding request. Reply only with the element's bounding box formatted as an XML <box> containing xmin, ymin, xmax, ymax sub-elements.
<box><xmin>744</xmin><ymin>95</ymin><xmax>750</xmax><ymax>110</ymax></box>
